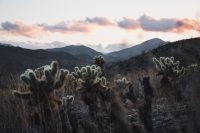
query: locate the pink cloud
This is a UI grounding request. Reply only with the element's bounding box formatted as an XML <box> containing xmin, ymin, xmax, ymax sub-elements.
<box><xmin>39</xmin><ymin>21</ymin><xmax>93</xmax><ymax>33</ymax></box>
<box><xmin>0</xmin><ymin>21</ymin><xmax>44</xmax><ymax>37</ymax></box>
<box><xmin>171</xmin><ymin>19</ymin><xmax>200</xmax><ymax>33</ymax></box>
<box><xmin>85</xmin><ymin>17</ymin><xmax>115</xmax><ymax>26</ymax></box>
<box><xmin>0</xmin><ymin>15</ymin><xmax>200</xmax><ymax>38</ymax></box>
<box><xmin>118</xmin><ymin>15</ymin><xmax>200</xmax><ymax>33</ymax></box>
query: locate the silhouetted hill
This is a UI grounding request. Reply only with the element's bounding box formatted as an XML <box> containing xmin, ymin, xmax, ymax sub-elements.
<box><xmin>1</xmin><ymin>39</ymin><xmax>167</xmax><ymax>63</ymax></box>
<box><xmin>48</xmin><ymin>45</ymin><xmax>103</xmax><ymax>57</ymax></box>
<box><xmin>106</xmin><ymin>38</ymin><xmax>200</xmax><ymax>76</ymax></box>
<box><xmin>106</xmin><ymin>38</ymin><xmax>166</xmax><ymax>61</ymax></box>
<box><xmin>1</xmin><ymin>38</ymin><xmax>200</xmax><ymax>87</ymax></box>
<box><xmin>0</xmin><ymin>45</ymin><xmax>93</xmax><ymax>87</ymax></box>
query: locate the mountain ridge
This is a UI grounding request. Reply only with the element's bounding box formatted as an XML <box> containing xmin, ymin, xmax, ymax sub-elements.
<box><xmin>106</xmin><ymin>37</ymin><xmax>200</xmax><ymax>76</ymax></box>
<box><xmin>47</xmin><ymin>45</ymin><xmax>103</xmax><ymax>57</ymax></box>
<box><xmin>106</xmin><ymin>38</ymin><xmax>166</xmax><ymax>61</ymax></box>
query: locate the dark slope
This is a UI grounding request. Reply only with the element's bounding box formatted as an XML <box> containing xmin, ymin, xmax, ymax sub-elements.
<box><xmin>48</xmin><ymin>45</ymin><xmax>103</xmax><ymax>57</ymax></box>
<box><xmin>106</xmin><ymin>38</ymin><xmax>200</xmax><ymax>76</ymax></box>
<box><xmin>106</xmin><ymin>38</ymin><xmax>166</xmax><ymax>61</ymax></box>
<box><xmin>0</xmin><ymin>45</ymin><xmax>92</xmax><ymax>86</ymax></box>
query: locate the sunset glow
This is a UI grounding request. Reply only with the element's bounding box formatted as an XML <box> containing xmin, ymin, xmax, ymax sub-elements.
<box><xmin>0</xmin><ymin>0</ymin><xmax>199</xmax><ymax>51</ymax></box>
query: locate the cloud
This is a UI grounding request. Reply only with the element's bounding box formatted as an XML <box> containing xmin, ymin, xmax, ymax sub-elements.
<box><xmin>105</xmin><ymin>43</ymin><xmax>130</xmax><ymax>52</ymax></box>
<box><xmin>85</xmin><ymin>17</ymin><xmax>115</xmax><ymax>26</ymax></box>
<box><xmin>117</xmin><ymin>18</ymin><xmax>139</xmax><ymax>30</ymax></box>
<box><xmin>138</xmin><ymin>15</ymin><xmax>180</xmax><ymax>32</ymax></box>
<box><xmin>138</xmin><ymin>15</ymin><xmax>200</xmax><ymax>33</ymax></box>
<box><xmin>0</xmin><ymin>15</ymin><xmax>200</xmax><ymax>38</ymax></box>
<box><xmin>0</xmin><ymin>17</ymin><xmax>114</xmax><ymax>37</ymax></box>
<box><xmin>174</xmin><ymin>19</ymin><xmax>200</xmax><ymax>33</ymax></box>
<box><xmin>0</xmin><ymin>21</ymin><xmax>44</xmax><ymax>37</ymax></box>
<box><xmin>1</xmin><ymin>21</ymin><xmax>19</xmax><ymax>31</ymax></box>
<box><xmin>118</xmin><ymin>15</ymin><xmax>200</xmax><ymax>33</ymax></box>
<box><xmin>39</xmin><ymin>21</ymin><xmax>92</xmax><ymax>33</ymax></box>
<box><xmin>87</xmin><ymin>41</ymin><xmax>130</xmax><ymax>53</ymax></box>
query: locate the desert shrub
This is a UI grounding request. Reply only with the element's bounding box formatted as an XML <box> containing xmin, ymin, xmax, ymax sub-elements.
<box><xmin>12</xmin><ymin>61</ymin><xmax>74</xmax><ymax>133</ymax></box>
<box><xmin>152</xmin><ymin>56</ymin><xmax>185</xmax><ymax>78</ymax></box>
<box><xmin>185</xmin><ymin>63</ymin><xmax>200</xmax><ymax>76</ymax></box>
<box><xmin>94</xmin><ymin>55</ymin><xmax>105</xmax><ymax>76</ymax></box>
<box><xmin>152</xmin><ymin>57</ymin><xmax>185</xmax><ymax>101</ymax></box>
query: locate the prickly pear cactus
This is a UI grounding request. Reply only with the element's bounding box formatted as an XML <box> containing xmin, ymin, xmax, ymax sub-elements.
<box><xmin>13</xmin><ymin>61</ymin><xmax>69</xmax><ymax>106</ymax></box>
<box><xmin>152</xmin><ymin>57</ymin><xmax>185</xmax><ymax>78</ymax></box>
<box><xmin>71</xmin><ymin>65</ymin><xmax>108</xmax><ymax>90</ymax></box>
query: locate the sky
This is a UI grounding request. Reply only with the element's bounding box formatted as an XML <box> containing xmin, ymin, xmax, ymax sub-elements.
<box><xmin>0</xmin><ymin>0</ymin><xmax>200</xmax><ymax>52</ymax></box>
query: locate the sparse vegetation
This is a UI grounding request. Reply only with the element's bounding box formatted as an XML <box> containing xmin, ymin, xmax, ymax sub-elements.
<box><xmin>0</xmin><ymin>38</ymin><xmax>200</xmax><ymax>133</ymax></box>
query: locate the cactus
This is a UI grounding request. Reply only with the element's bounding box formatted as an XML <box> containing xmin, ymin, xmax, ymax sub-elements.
<box><xmin>115</xmin><ymin>77</ymin><xmax>131</xmax><ymax>89</ymax></box>
<box><xmin>152</xmin><ymin>57</ymin><xmax>185</xmax><ymax>78</ymax></box>
<box><xmin>94</xmin><ymin>55</ymin><xmax>105</xmax><ymax>76</ymax></box>
<box><xmin>153</xmin><ymin>57</ymin><xmax>184</xmax><ymax>101</ymax></box>
<box><xmin>13</xmin><ymin>61</ymin><xmax>69</xmax><ymax>106</ymax></box>
<box><xmin>71</xmin><ymin>65</ymin><xmax>108</xmax><ymax>91</ymax></box>
<box><xmin>115</xmin><ymin>77</ymin><xmax>137</xmax><ymax>104</ymax></box>
<box><xmin>62</xmin><ymin>95</ymin><xmax>74</xmax><ymax>105</ymax></box>
<box><xmin>185</xmin><ymin>64</ymin><xmax>200</xmax><ymax>76</ymax></box>
<box><xmin>71</xmin><ymin>65</ymin><xmax>110</xmax><ymax>131</ymax></box>
<box><xmin>94</xmin><ymin>55</ymin><xmax>105</xmax><ymax>68</ymax></box>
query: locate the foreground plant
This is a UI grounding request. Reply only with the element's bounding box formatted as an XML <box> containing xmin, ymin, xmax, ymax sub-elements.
<box><xmin>153</xmin><ymin>57</ymin><xmax>185</xmax><ymax>101</ymax></box>
<box><xmin>115</xmin><ymin>77</ymin><xmax>131</xmax><ymax>89</ymax></box>
<box><xmin>71</xmin><ymin>65</ymin><xmax>110</xmax><ymax>131</ymax></box>
<box><xmin>94</xmin><ymin>55</ymin><xmax>105</xmax><ymax>76</ymax></box>
<box><xmin>185</xmin><ymin>63</ymin><xmax>200</xmax><ymax>76</ymax></box>
<box><xmin>13</xmin><ymin>61</ymin><xmax>69</xmax><ymax>107</ymax></box>
<box><xmin>153</xmin><ymin>56</ymin><xmax>185</xmax><ymax>78</ymax></box>
<box><xmin>72</xmin><ymin>65</ymin><xmax>109</xmax><ymax>104</ymax></box>
<box><xmin>115</xmin><ymin>77</ymin><xmax>136</xmax><ymax>104</ymax></box>
<box><xmin>94</xmin><ymin>55</ymin><xmax>105</xmax><ymax>68</ymax></box>
<box><xmin>12</xmin><ymin>61</ymin><xmax>71</xmax><ymax>133</ymax></box>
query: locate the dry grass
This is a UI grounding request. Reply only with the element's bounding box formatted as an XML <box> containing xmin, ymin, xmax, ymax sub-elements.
<box><xmin>0</xmin><ymin>70</ymin><xmax>200</xmax><ymax>133</ymax></box>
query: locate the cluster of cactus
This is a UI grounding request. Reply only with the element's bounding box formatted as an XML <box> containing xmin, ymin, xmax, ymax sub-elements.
<box><xmin>152</xmin><ymin>57</ymin><xmax>185</xmax><ymax>78</ymax></box>
<box><xmin>185</xmin><ymin>64</ymin><xmax>200</xmax><ymax>75</ymax></box>
<box><xmin>94</xmin><ymin>55</ymin><xmax>105</xmax><ymax>68</ymax></box>
<box><xmin>13</xmin><ymin>61</ymin><xmax>69</xmax><ymax>106</ymax></box>
<box><xmin>115</xmin><ymin>77</ymin><xmax>131</xmax><ymax>89</ymax></box>
<box><xmin>71</xmin><ymin>65</ymin><xmax>108</xmax><ymax>91</ymax></box>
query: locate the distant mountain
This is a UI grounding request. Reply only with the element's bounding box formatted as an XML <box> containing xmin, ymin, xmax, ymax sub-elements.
<box><xmin>0</xmin><ymin>43</ymin><xmax>13</xmax><ymax>47</ymax></box>
<box><xmin>0</xmin><ymin>39</ymin><xmax>166</xmax><ymax>62</ymax></box>
<box><xmin>0</xmin><ymin>41</ymin><xmax>69</xmax><ymax>49</ymax></box>
<box><xmin>106</xmin><ymin>38</ymin><xmax>200</xmax><ymax>76</ymax></box>
<box><xmin>1</xmin><ymin>38</ymin><xmax>199</xmax><ymax>87</ymax></box>
<box><xmin>0</xmin><ymin>44</ymin><xmax>93</xmax><ymax>87</ymax></box>
<box><xmin>106</xmin><ymin>38</ymin><xmax>166</xmax><ymax>61</ymax></box>
<box><xmin>48</xmin><ymin>45</ymin><xmax>103</xmax><ymax>57</ymax></box>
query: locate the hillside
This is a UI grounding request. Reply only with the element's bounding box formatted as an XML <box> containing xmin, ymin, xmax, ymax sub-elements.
<box><xmin>106</xmin><ymin>38</ymin><xmax>200</xmax><ymax>76</ymax></box>
<box><xmin>48</xmin><ymin>45</ymin><xmax>103</xmax><ymax>57</ymax></box>
<box><xmin>1</xmin><ymin>37</ymin><xmax>199</xmax><ymax>87</ymax></box>
<box><xmin>0</xmin><ymin>45</ymin><xmax>92</xmax><ymax>87</ymax></box>
<box><xmin>0</xmin><ymin>39</ymin><xmax>166</xmax><ymax>63</ymax></box>
<box><xmin>106</xmin><ymin>38</ymin><xmax>166</xmax><ymax>61</ymax></box>
<box><xmin>1</xmin><ymin>38</ymin><xmax>200</xmax><ymax>133</ymax></box>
